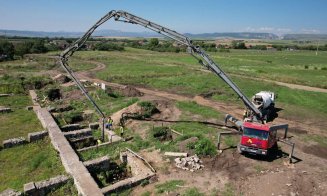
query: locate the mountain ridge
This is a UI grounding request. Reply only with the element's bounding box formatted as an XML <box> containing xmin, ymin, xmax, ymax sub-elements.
<box><xmin>1</xmin><ymin>29</ymin><xmax>327</xmax><ymax>40</ymax></box>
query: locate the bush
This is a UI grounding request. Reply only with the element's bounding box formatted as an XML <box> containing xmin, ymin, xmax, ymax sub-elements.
<box><xmin>304</xmin><ymin>65</ymin><xmax>309</xmax><ymax>69</ymax></box>
<box><xmin>152</xmin><ymin>126</ymin><xmax>169</xmax><ymax>138</ymax></box>
<box><xmin>188</xmin><ymin>138</ymin><xmax>216</xmax><ymax>156</ymax></box>
<box><xmin>0</xmin><ymin>40</ymin><xmax>15</xmax><ymax>61</ymax></box>
<box><xmin>94</xmin><ymin>42</ymin><xmax>124</xmax><ymax>51</ymax></box>
<box><xmin>138</xmin><ymin>101</ymin><xmax>159</xmax><ymax>118</ymax></box>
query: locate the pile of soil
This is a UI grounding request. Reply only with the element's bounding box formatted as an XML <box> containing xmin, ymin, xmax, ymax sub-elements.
<box><xmin>151</xmin><ymin>100</ymin><xmax>181</xmax><ymax>121</ymax></box>
<box><xmin>120</xmin><ymin>85</ymin><xmax>144</xmax><ymax>97</ymax></box>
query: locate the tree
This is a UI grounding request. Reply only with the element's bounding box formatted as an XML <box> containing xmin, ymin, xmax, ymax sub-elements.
<box><xmin>232</xmin><ymin>40</ymin><xmax>247</xmax><ymax>49</ymax></box>
<box><xmin>30</xmin><ymin>39</ymin><xmax>48</xmax><ymax>53</ymax></box>
<box><xmin>15</xmin><ymin>41</ymin><xmax>33</xmax><ymax>57</ymax></box>
<box><xmin>149</xmin><ymin>38</ymin><xmax>159</xmax><ymax>46</ymax></box>
<box><xmin>0</xmin><ymin>40</ymin><xmax>15</xmax><ymax>61</ymax></box>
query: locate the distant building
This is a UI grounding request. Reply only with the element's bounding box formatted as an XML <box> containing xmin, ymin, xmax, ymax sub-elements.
<box><xmin>266</xmin><ymin>45</ymin><xmax>277</xmax><ymax>51</ymax></box>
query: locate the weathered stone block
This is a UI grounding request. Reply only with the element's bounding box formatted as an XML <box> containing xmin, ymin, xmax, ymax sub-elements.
<box><xmin>60</xmin><ymin>124</ymin><xmax>81</xmax><ymax>132</ymax></box>
<box><xmin>35</xmin><ymin>175</ymin><xmax>69</xmax><ymax>195</ymax></box>
<box><xmin>84</xmin><ymin>156</ymin><xmax>110</xmax><ymax>172</ymax></box>
<box><xmin>28</xmin><ymin>130</ymin><xmax>48</xmax><ymax>142</ymax></box>
<box><xmin>26</xmin><ymin>106</ymin><xmax>34</xmax><ymax>111</ymax></box>
<box><xmin>0</xmin><ymin>107</ymin><xmax>11</xmax><ymax>113</ymax></box>
<box><xmin>3</xmin><ymin>137</ymin><xmax>27</xmax><ymax>148</ymax></box>
<box><xmin>0</xmin><ymin>189</ymin><xmax>22</xmax><ymax>196</ymax></box>
<box><xmin>0</xmin><ymin>94</ymin><xmax>10</xmax><ymax>97</ymax></box>
<box><xmin>24</xmin><ymin>182</ymin><xmax>36</xmax><ymax>195</ymax></box>
<box><xmin>89</xmin><ymin>122</ymin><xmax>99</xmax><ymax>129</ymax></box>
<box><xmin>63</xmin><ymin>128</ymin><xmax>92</xmax><ymax>139</ymax></box>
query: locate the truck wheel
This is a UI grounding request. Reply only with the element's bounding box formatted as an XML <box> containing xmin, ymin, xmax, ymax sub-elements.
<box><xmin>237</xmin><ymin>145</ymin><xmax>243</xmax><ymax>154</ymax></box>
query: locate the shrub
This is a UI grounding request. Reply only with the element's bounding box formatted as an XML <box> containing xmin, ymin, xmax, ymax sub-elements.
<box><xmin>137</xmin><ymin>101</ymin><xmax>159</xmax><ymax>118</ymax></box>
<box><xmin>304</xmin><ymin>65</ymin><xmax>309</xmax><ymax>69</ymax></box>
<box><xmin>188</xmin><ymin>138</ymin><xmax>216</xmax><ymax>156</ymax></box>
<box><xmin>152</xmin><ymin>126</ymin><xmax>169</xmax><ymax>139</ymax></box>
<box><xmin>94</xmin><ymin>42</ymin><xmax>124</xmax><ymax>51</ymax></box>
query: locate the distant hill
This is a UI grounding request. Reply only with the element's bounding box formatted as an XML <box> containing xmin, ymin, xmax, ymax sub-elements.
<box><xmin>184</xmin><ymin>32</ymin><xmax>279</xmax><ymax>39</ymax></box>
<box><xmin>282</xmin><ymin>34</ymin><xmax>327</xmax><ymax>40</ymax></box>
<box><xmin>1</xmin><ymin>29</ymin><xmax>327</xmax><ymax>40</ymax></box>
<box><xmin>0</xmin><ymin>29</ymin><xmax>280</xmax><ymax>39</ymax></box>
<box><xmin>0</xmin><ymin>29</ymin><xmax>161</xmax><ymax>38</ymax></box>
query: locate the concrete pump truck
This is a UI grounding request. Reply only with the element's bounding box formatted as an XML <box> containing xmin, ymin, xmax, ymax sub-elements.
<box><xmin>59</xmin><ymin>10</ymin><xmax>295</xmax><ymax>162</ymax></box>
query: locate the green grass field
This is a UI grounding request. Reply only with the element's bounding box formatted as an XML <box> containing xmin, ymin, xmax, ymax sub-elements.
<box><xmin>67</xmin><ymin>48</ymin><xmax>327</xmax><ymax>122</ymax></box>
<box><xmin>0</xmin><ymin>95</ymin><xmax>43</xmax><ymax>142</ymax></box>
<box><xmin>0</xmin><ymin>138</ymin><xmax>66</xmax><ymax>192</ymax></box>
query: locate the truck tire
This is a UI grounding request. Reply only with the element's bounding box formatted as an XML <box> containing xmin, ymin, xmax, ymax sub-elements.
<box><xmin>237</xmin><ymin>145</ymin><xmax>243</xmax><ymax>154</ymax></box>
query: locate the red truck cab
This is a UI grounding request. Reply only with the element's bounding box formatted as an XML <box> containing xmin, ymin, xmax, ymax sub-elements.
<box><xmin>238</xmin><ymin>121</ymin><xmax>277</xmax><ymax>155</ymax></box>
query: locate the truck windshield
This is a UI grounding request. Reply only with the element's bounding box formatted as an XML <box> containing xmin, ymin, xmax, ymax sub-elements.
<box><xmin>243</xmin><ymin>128</ymin><xmax>269</xmax><ymax>140</ymax></box>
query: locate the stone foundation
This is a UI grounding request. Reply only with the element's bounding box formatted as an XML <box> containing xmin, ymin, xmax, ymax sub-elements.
<box><xmin>60</xmin><ymin>124</ymin><xmax>81</xmax><ymax>132</ymax></box>
<box><xmin>0</xmin><ymin>189</ymin><xmax>21</xmax><ymax>196</ymax></box>
<box><xmin>63</xmin><ymin>128</ymin><xmax>92</xmax><ymax>139</ymax></box>
<box><xmin>89</xmin><ymin>122</ymin><xmax>100</xmax><ymax>129</ymax></box>
<box><xmin>84</xmin><ymin>156</ymin><xmax>110</xmax><ymax>172</ymax></box>
<box><xmin>3</xmin><ymin>137</ymin><xmax>27</xmax><ymax>149</ymax></box>
<box><xmin>24</xmin><ymin>175</ymin><xmax>69</xmax><ymax>196</ymax></box>
<box><xmin>28</xmin><ymin>130</ymin><xmax>48</xmax><ymax>142</ymax></box>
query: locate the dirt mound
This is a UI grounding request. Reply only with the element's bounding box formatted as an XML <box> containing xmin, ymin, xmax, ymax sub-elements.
<box><xmin>52</xmin><ymin>74</ymin><xmax>71</xmax><ymax>84</ymax></box>
<box><xmin>63</xmin><ymin>89</ymin><xmax>84</xmax><ymax>100</ymax></box>
<box><xmin>110</xmin><ymin>103</ymin><xmax>141</xmax><ymax>126</ymax></box>
<box><xmin>151</xmin><ymin>100</ymin><xmax>181</xmax><ymax>121</ymax></box>
<box><xmin>121</xmin><ymin>85</ymin><xmax>144</xmax><ymax>97</ymax></box>
<box><xmin>302</xmin><ymin>144</ymin><xmax>327</xmax><ymax>159</ymax></box>
<box><xmin>207</xmin><ymin>150</ymin><xmax>252</xmax><ymax>180</ymax></box>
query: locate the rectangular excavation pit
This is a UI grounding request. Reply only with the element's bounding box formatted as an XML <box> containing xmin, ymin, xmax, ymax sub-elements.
<box><xmin>63</xmin><ymin>128</ymin><xmax>92</xmax><ymax>140</ymax></box>
<box><xmin>68</xmin><ymin>136</ymin><xmax>97</xmax><ymax>150</ymax></box>
<box><xmin>100</xmin><ymin>150</ymin><xmax>156</xmax><ymax>195</ymax></box>
<box><xmin>88</xmin><ymin>159</ymin><xmax>132</xmax><ymax>189</ymax></box>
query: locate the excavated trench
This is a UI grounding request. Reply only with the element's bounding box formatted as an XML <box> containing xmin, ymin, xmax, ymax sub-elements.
<box><xmin>91</xmin><ymin>161</ymin><xmax>132</xmax><ymax>188</ymax></box>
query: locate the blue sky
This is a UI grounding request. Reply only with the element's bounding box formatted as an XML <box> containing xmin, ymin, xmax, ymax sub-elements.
<box><xmin>1</xmin><ymin>0</ymin><xmax>326</xmax><ymax>34</ymax></box>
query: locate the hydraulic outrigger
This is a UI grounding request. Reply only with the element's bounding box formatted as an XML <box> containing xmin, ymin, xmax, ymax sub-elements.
<box><xmin>59</xmin><ymin>10</ymin><xmax>295</xmax><ymax>162</ymax></box>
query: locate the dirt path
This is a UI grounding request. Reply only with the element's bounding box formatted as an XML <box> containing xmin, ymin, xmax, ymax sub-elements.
<box><xmin>229</xmin><ymin>73</ymin><xmax>327</xmax><ymax>93</ymax></box>
<box><xmin>73</xmin><ymin>60</ymin><xmax>326</xmax><ymax>136</ymax></box>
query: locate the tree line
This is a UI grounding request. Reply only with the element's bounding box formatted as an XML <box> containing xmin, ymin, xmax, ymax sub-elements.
<box><xmin>0</xmin><ymin>39</ymin><xmax>48</xmax><ymax>61</ymax></box>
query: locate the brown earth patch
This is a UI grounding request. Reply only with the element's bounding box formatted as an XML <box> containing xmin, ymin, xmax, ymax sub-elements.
<box><xmin>302</xmin><ymin>144</ymin><xmax>327</xmax><ymax>159</ymax></box>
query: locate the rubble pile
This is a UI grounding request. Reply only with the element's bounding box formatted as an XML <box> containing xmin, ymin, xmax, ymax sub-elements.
<box><xmin>174</xmin><ymin>154</ymin><xmax>204</xmax><ymax>172</ymax></box>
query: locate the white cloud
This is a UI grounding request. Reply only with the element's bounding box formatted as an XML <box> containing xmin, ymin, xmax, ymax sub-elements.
<box><xmin>300</xmin><ymin>28</ymin><xmax>320</xmax><ymax>34</ymax></box>
<box><xmin>243</xmin><ymin>26</ymin><xmax>292</xmax><ymax>35</ymax></box>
